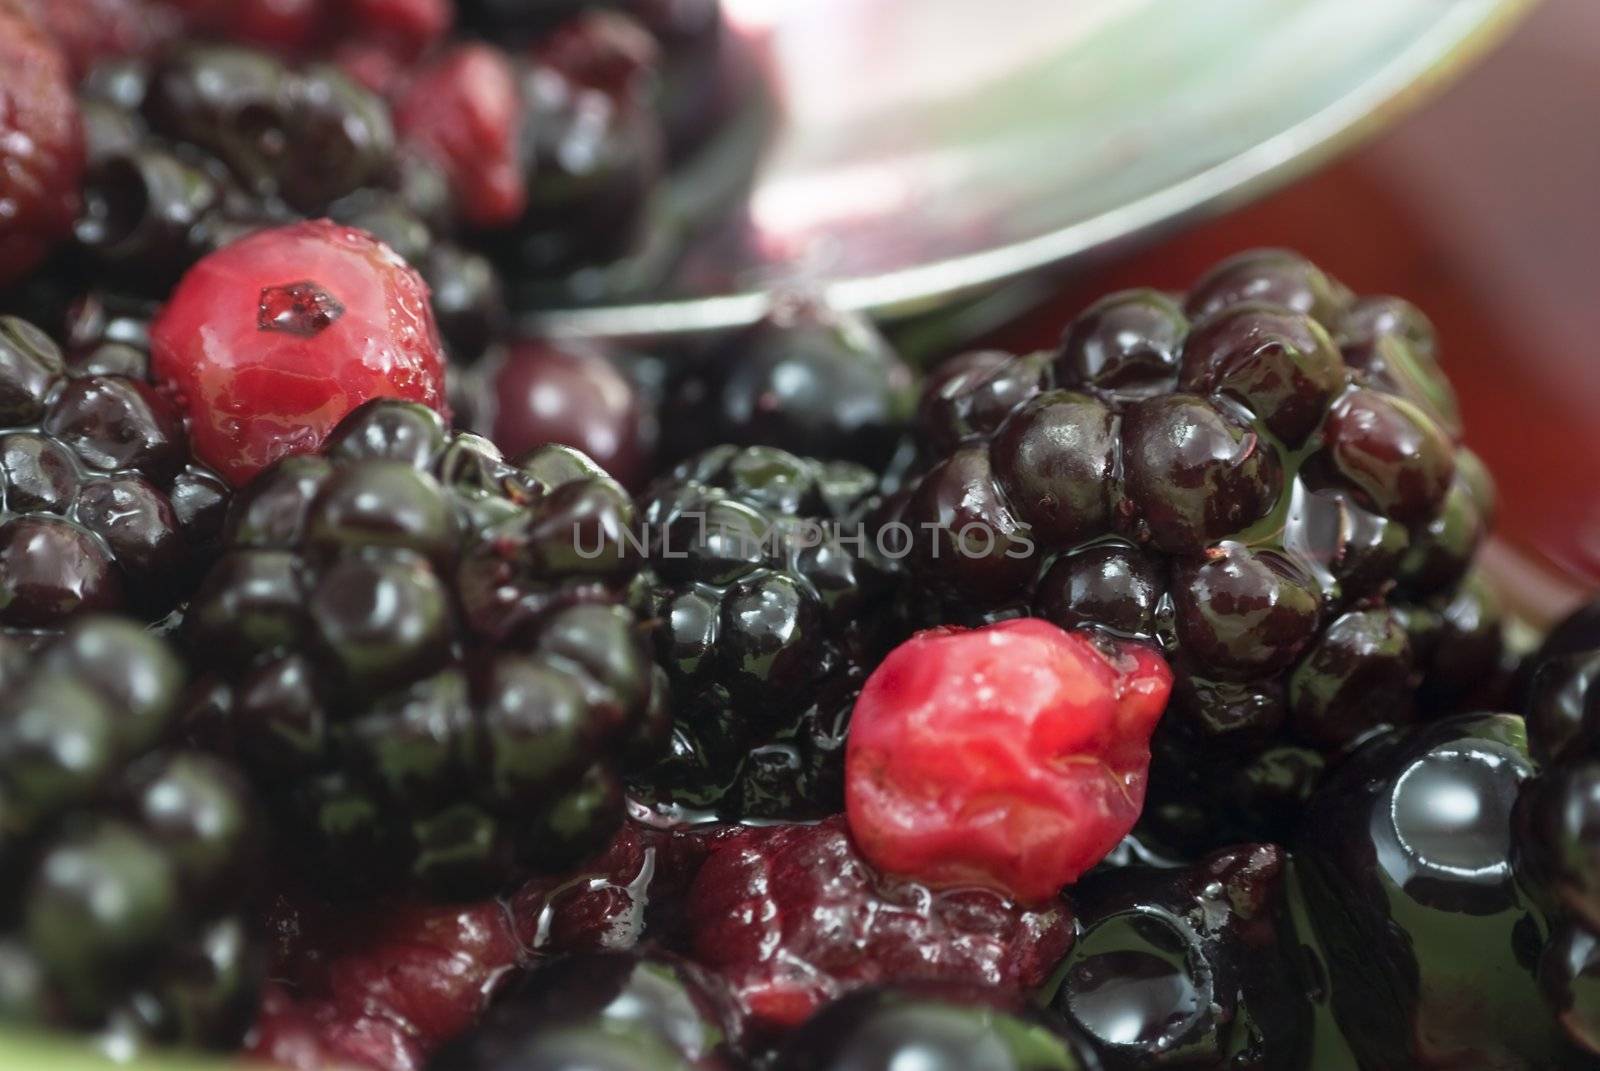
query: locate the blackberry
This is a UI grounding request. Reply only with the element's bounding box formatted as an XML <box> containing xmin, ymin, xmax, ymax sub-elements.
<box><xmin>631</xmin><ymin>445</ymin><xmax>901</xmax><ymax>820</ymax></box>
<box><xmin>0</xmin><ymin>315</ymin><xmax>228</xmax><ymax>637</ymax></box>
<box><xmin>144</xmin><ymin>44</ymin><xmax>394</xmax><ymax>215</ymax></box>
<box><xmin>429</xmin><ymin>951</ymin><xmax>742</xmax><ymax>1071</ymax></box>
<box><xmin>776</xmin><ymin>984</ymin><xmax>1101</xmax><ymax>1071</ymax></box>
<box><xmin>183</xmin><ymin>399</ymin><xmax>668</xmax><ymax>896</ymax></box>
<box><xmin>898</xmin><ymin>250</ymin><xmax>1504</xmax><ymax>850</ymax></box>
<box><xmin>1296</xmin><ymin>714</ymin><xmax>1576</xmax><ymax>1069</ymax></box>
<box><xmin>1051</xmin><ymin>844</ymin><xmax>1311</xmax><ymax>1070</ymax></box>
<box><xmin>664</xmin><ymin>297</ymin><xmax>917</xmax><ymax>472</ymax></box>
<box><xmin>0</xmin><ymin>618</ymin><xmax>262</xmax><ymax>1052</ymax></box>
<box><xmin>1513</xmin><ymin>600</ymin><xmax>1600</xmax><ymax>1056</ymax></box>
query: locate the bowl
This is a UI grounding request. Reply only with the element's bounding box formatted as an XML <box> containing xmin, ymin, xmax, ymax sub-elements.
<box><xmin>533</xmin><ymin>0</ymin><xmax>1536</xmax><ymax>341</ymax></box>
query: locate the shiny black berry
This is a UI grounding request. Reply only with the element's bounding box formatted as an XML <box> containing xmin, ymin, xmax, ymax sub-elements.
<box><xmin>1052</xmin><ymin>844</ymin><xmax>1311</xmax><ymax>1070</ymax></box>
<box><xmin>429</xmin><ymin>951</ymin><xmax>739</xmax><ymax>1071</ymax></box>
<box><xmin>1296</xmin><ymin>714</ymin><xmax>1572</xmax><ymax>1069</ymax></box>
<box><xmin>0</xmin><ymin>315</ymin><xmax>228</xmax><ymax>636</ymax></box>
<box><xmin>631</xmin><ymin>445</ymin><xmax>901</xmax><ymax>820</ymax></box>
<box><xmin>1510</xmin><ymin>599</ymin><xmax>1600</xmax><ymax>1058</ymax></box>
<box><xmin>665</xmin><ymin>298</ymin><xmax>916</xmax><ymax>470</ymax></box>
<box><xmin>0</xmin><ymin>621</ymin><xmax>262</xmax><ymax>1051</ymax></box>
<box><xmin>145</xmin><ymin>45</ymin><xmax>394</xmax><ymax>215</ymax></box>
<box><xmin>184</xmin><ymin>400</ymin><xmax>666</xmax><ymax>896</ymax></box>
<box><xmin>899</xmin><ymin>251</ymin><xmax>1502</xmax><ymax>852</ymax></box>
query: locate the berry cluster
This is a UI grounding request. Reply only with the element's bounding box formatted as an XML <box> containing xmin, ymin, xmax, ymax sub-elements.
<box><xmin>631</xmin><ymin>445</ymin><xmax>901</xmax><ymax>819</ymax></box>
<box><xmin>183</xmin><ymin>399</ymin><xmax>667</xmax><ymax>895</ymax></box>
<box><xmin>895</xmin><ymin>249</ymin><xmax>1505</xmax><ymax>849</ymax></box>
<box><xmin>0</xmin><ymin>315</ymin><xmax>227</xmax><ymax>637</ymax></box>
<box><xmin>0</xmin><ymin>620</ymin><xmax>261</xmax><ymax>1054</ymax></box>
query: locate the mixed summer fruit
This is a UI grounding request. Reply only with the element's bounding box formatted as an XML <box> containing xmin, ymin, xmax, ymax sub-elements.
<box><xmin>0</xmin><ymin>2</ymin><xmax>1592</xmax><ymax>1068</ymax></box>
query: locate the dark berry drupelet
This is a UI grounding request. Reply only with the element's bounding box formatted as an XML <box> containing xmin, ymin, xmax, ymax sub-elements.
<box><xmin>898</xmin><ymin>250</ymin><xmax>1505</xmax><ymax>851</ymax></box>
<box><xmin>1297</xmin><ymin>714</ymin><xmax>1575</xmax><ymax>1069</ymax></box>
<box><xmin>0</xmin><ymin>618</ymin><xmax>263</xmax><ymax>1052</ymax></box>
<box><xmin>631</xmin><ymin>444</ymin><xmax>903</xmax><ymax>820</ymax></box>
<box><xmin>1513</xmin><ymin>600</ymin><xmax>1600</xmax><ymax>1057</ymax></box>
<box><xmin>1051</xmin><ymin>844</ymin><xmax>1311</xmax><ymax>1070</ymax></box>
<box><xmin>0</xmin><ymin>315</ymin><xmax>229</xmax><ymax>637</ymax></box>
<box><xmin>776</xmin><ymin>984</ymin><xmax>1102</xmax><ymax>1071</ymax></box>
<box><xmin>429</xmin><ymin>951</ymin><xmax>742</xmax><ymax>1071</ymax></box>
<box><xmin>183</xmin><ymin>399</ymin><xmax>668</xmax><ymax>897</ymax></box>
<box><xmin>664</xmin><ymin>296</ymin><xmax>917</xmax><ymax>472</ymax></box>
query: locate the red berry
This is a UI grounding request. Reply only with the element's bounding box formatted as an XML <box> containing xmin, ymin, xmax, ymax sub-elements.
<box><xmin>487</xmin><ymin>338</ymin><xmax>651</xmax><ymax>488</ymax></box>
<box><xmin>0</xmin><ymin>0</ymin><xmax>85</xmax><ymax>290</ymax></box>
<box><xmin>149</xmin><ymin>220</ymin><xmax>447</xmax><ymax>486</ymax></box>
<box><xmin>686</xmin><ymin>816</ymin><xmax>1075</xmax><ymax>1038</ymax></box>
<box><xmin>846</xmin><ymin>619</ymin><xmax>1173</xmax><ymax>903</ymax></box>
<box><xmin>394</xmin><ymin>44</ymin><xmax>527</xmax><ymax>230</ymax></box>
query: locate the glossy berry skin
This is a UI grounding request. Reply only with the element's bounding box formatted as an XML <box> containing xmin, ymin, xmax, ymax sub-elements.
<box><xmin>901</xmin><ymin>251</ymin><xmax>1503</xmax><ymax>853</ymax></box>
<box><xmin>777</xmin><ymin>984</ymin><xmax>1101</xmax><ymax>1071</ymax></box>
<box><xmin>685</xmin><ymin>816</ymin><xmax>1075</xmax><ymax>1040</ymax></box>
<box><xmin>632</xmin><ymin>445</ymin><xmax>900</xmax><ymax>820</ymax></box>
<box><xmin>480</xmin><ymin>337</ymin><xmax>654</xmax><ymax>489</ymax></box>
<box><xmin>184</xmin><ymin>400</ymin><xmax>665</xmax><ymax>896</ymax></box>
<box><xmin>0</xmin><ymin>316</ymin><xmax>229</xmax><ymax>633</ymax></box>
<box><xmin>665</xmin><ymin>298</ymin><xmax>916</xmax><ymax>470</ymax></box>
<box><xmin>429</xmin><ymin>952</ymin><xmax>741</xmax><ymax>1071</ymax></box>
<box><xmin>1512</xmin><ymin>599</ymin><xmax>1600</xmax><ymax>1056</ymax></box>
<box><xmin>1295</xmin><ymin>714</ymin><xmax>1575</xmax><ymax>1069</ymax></box>
<box><xmin>251</xmin><ymin>820</ymin><xmax>730</xmax><ymax>1071</ymax></box>
<box><xmin>1052</xmin><ymin>844</ymin><xmax>1311</xmax><ymax>1070</ymax></box>
<box><xmin>0</xmin><ymin>1</ymin><xmax>85</xmax><ymax>289</ymax></box>
<box><xmin>847</xmin><ymin>620</ymin><xmax>1172</xmax><ymax>902</ymax></box>
<box><xmin>0</xmin><ymin>620</ymin><xmax>263</xmax><ymax>1051</ymax></box>
<box><xmin>395</xmin><ymin>44</ymin><xmax>529</xmax><ymax>230</ymax></box>
<box><xmin>150</xmin><ymin>220</ymin><xmax>448</xmax><ymax>486</ymax></box>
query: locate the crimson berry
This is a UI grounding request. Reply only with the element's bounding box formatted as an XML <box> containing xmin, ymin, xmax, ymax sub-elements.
<box><xmin>395</xmin><ymin>44</ymin><xmax>528</xmax><ymax>230</ymax></box>
<box><xmin>0</xmin><ymin>1</ymin><xmax>85</xmax><ymax>290</ymax></box>
<box><xmin>686</xmin><ymin>817</ymin><xmax>1074</xmax><ymax>1039</ymax></box>
<box><xmin>846</xmin><ymin>619</ymin><xmax>1173</xmax><ymax>903</ymax></box>
<box><xmin>149</xmin><ymin>220</ymin><xmax>447</xmax><ymax>486</ymax></box>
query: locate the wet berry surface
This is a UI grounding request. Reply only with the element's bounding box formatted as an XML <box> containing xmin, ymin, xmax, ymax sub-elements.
<box><xmin>0</xmin><ymin>6</ymin><xmax>1589</xmax><ymax>1064</ymax></box>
